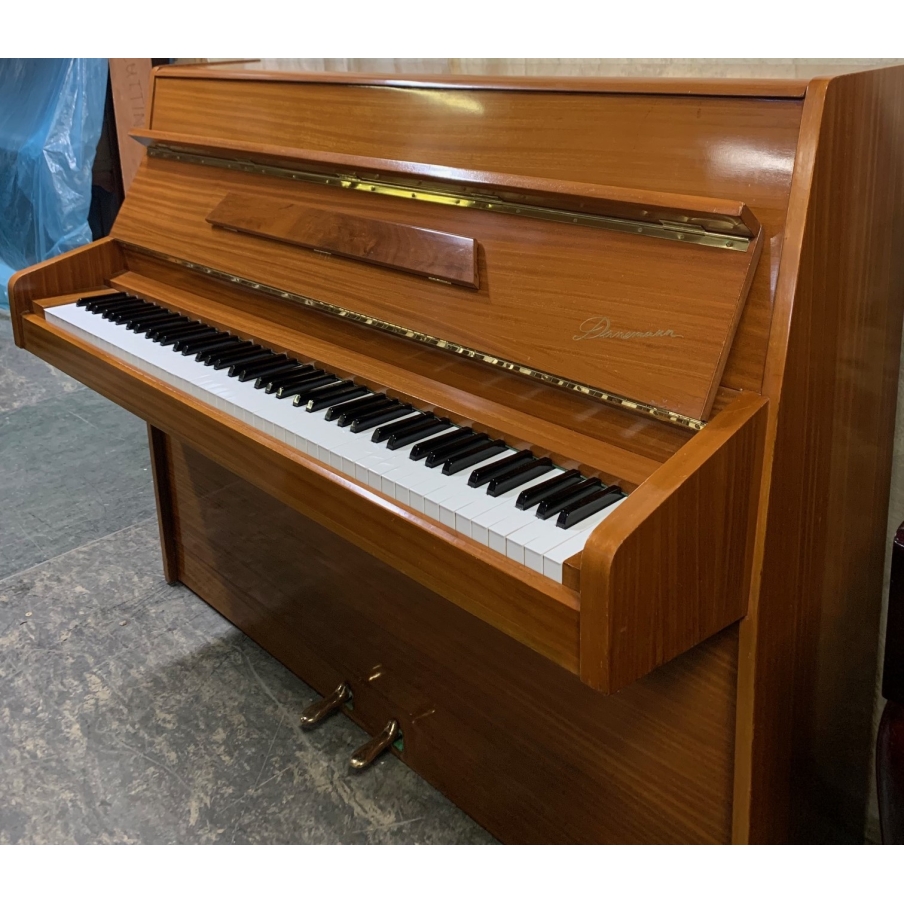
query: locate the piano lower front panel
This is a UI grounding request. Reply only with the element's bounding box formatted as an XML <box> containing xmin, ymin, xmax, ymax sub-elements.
<box><xmin>159</xmin><ymin>432</ymin><xmax>739</xmax><ymax>843</ymax></box>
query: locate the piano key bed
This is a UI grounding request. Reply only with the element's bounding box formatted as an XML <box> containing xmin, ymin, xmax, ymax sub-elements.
<box><xmin>48</xmin><ymin>292</ymin><xmax>628</xmax><ymax>584</ymax></box>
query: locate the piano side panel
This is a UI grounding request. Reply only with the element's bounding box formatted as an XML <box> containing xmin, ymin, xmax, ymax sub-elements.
<box><xmin>736</xmin><ymin>66</ymin><xmax>904</xmax><ymax>843</ymax></box>
<box><xmin>162</xmin><ymin>434</ymin><xmax>739</xmax><ymax>843</ymax></box>
<box><xmin>7</xmin><ymin>237</ymin><xmax>125</xmax><ymax>348</ymax></box>
<box><xmin>145</xmin><ymin>76</ymin><xmax>803</xmax><ymax>399</ymax></box>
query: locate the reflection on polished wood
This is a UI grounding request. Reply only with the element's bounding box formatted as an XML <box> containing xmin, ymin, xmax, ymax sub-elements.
<box><xmin>10</xmin><ymin>63</ymin><xmax>904</xmax><ymax>842</ymax></box>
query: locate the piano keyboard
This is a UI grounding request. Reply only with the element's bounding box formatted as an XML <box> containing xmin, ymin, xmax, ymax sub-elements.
<box><xmin>48</xmin><ymin>292</ymin><xmax>628</xmax><ymax>583</ymax></box>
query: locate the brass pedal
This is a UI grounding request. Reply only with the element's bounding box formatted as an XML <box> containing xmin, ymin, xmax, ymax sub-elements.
<box><xmin>349</xmin><ymin>719</ymin><xmax>402</xmax><ymax>770</ymax></box>
<box><xmin>299</xmin><ymin>682</ymin><xmax>352</xmax><ymax>728</ymax></box>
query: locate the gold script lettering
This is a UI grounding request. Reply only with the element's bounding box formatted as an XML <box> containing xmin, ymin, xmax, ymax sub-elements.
<box><xmin>573</xmin><ymin>316</ymin><xmax>683</xmax><ymax>341</ymax></box>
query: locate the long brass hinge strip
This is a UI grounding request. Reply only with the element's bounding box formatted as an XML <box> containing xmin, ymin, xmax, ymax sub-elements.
<box><xmin>147</xmin><ymin>144</ymin><xmax>749</xmax><ymax>252</ymax></box>
<box><xmin>123</xmin><ymin>244</ymin><xmax>706</xmax><ymax>431</ymax></box>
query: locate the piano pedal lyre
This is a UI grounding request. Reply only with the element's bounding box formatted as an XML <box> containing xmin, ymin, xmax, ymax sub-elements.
<box><xmin>299</xmin><ymin>682</ymin><xmax>352</xmax><ymax>728</ymax></box>
<box><xmin>349</xmin><ymin>719</ymin><xmax>403</xmax><ymax>771</ymax></box>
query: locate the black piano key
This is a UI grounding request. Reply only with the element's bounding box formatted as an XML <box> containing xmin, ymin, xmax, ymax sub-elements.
<box><xmin>211</xmin><ymin>346</ymin><xmax>266</xmax><ymax>369</ymax></box>
<box><xmin>181</xmin><ymin>335</ymin><xmax>238</xmax><ymax>356</ymax></box>
<box><xmin>263</xmin><ymin>365</ymin><xmax>317</xmax><ymax>393</ymax></box>
<box><xmin>384</xmin><ymin>417</ymin><xmax>452</xmax><ymax>450</ymax></box>
<box><xmin>337</xmin><ymin>397</ymin><xmax>396</xmax><ymax>427</ymax></box>
<box><xmin>236</xmin><ymin>355</ymin><xmax>292</xmax><ymax>382</ymax></box>
<box><xmin>84</xmin><ymin>295</ymin><xmax>137</xmax><ymax>313</ymax></box>
<box><xmin>515</xmin><ymin>469</ymin><xmax>584</xmax><ymax>510</ymax></box>
<box><xmin>325</xmin><ymin>393</ymin><xmax>384</xmax><ymax>422</ymax></box>
<box><xmin>305</xmin><ymin>383</ymin><xmax>367</xmax><ymax>412</ymax></box>
<box><xmin>252</xmin><ymin>361</ymin><xmax>306</xmax><ymax>389</ymax></box>
<box><xmin>149</xmin><ymin>321</ymin><xmax>202</xmax><ymax>341</ymax></box>
<box><xmin>425</xmin><ymin>433</ymin><xmax>489</xmax><ymax>468</ymax></box>
<box><xmin>410</xmin><ymin>426</ymin><xmax>474</xmax><ymax>461</ymax></box>
<box><xmin>372</xmin><ymin>413</ymin><xmax>434</xmax><ymax>444</ymax></box>
<box><xmin>128</xmin><ymin>311</ymin><xmax>181</xmax><ymax>330</ymax></box>
<box><xmin>108</xmin><ymin>301</ymin><xmax>158</xmax><ymax>320</ymax></box>
<box><xmin>535</xmin><ymin>478</ymin><xmax>603</xmax><ymax>521</ymax></box>
<box><xmin>227</xmin><ymin>352</ymin><xmax>277</xmax><ymax>377</ymax></box>
<box><xmin>349</xmin><ymin>403</ymin><xmax>414</xmax><ymax>434</ymax></box>
<box><xmin>128</xmin><ymin>311</ymin><xmax>191</xmax><ymax>333</ymax></box>
<box><xmin>442</xmin><ymin>439</ymin><xmax>508</xmax><ymax>475</ymax></box>
<box><xmin>468</xmin><ymin>449</ymin><xmax>534</xmax><ymax>488</ymax></box>
<box><xmin>78</xmin><ymin>291</ymin><xmax>130</xmax><ymax>308</ymax></box>
<box><xmin>275</xmin><ymin>372</ymin><xmax>333</xmax><ymax>399</ymax></box>
<box><xmin>202</xmin><ymin>341</ymin><xmax>257</xmax><ymax>365</ymax></box>
<box><xmin>160</xmin><ymin>327</ymin><xmax>218</xmax><ymax>348</ymax></box>
<box><xmin>486</xmin><ymin>457</ymin><xmax>555</xmax><ymax>497</ymax></box>
<box><xmin>556</xmin><ymin>486</ymin><xmax>627</xmax><ymax>529</ymax></box>
<box><xmin>172</xmin><ymin>329</ymin><xmax>223</xmax><ymax>352</ymax></box>
<box><xmin>104</xmin><ymin>302</ymin><xmax>153</xmax><ymax>321</ymax></box>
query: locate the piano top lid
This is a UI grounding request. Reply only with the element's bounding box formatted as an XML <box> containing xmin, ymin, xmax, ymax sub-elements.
<box><xmin>154</xmin><ymin>60</ymin><xmax>811</xmax><ymax>99</ymax></box>
<box><xmin>115</xmin><ymin>69</ymin><xmax>779</xmax><ymax>427</ymax></box>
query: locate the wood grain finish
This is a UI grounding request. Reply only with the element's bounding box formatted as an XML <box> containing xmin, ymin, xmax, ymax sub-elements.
<box><xmin>7</xmin><ymin>236</ymin><xmax>124</xmax><ymax>347</ymax></box>
<box><xmin>207</xmin><ymin>194</ymin><xmax>480</xmax><ymax>288</ymax></box>
<box><xmin>166</xmin><ymin>436</ymin><xmax>738</xmax><ymax>844</ymax></box>
<box><xmin>106</xmin><ymin>260</ymin><xmax>672</xmax><ymax>486</ymax></box>
<box><xmin>580</xmin><ymin>391</ymin><xmax>768</xmax><ymax>692</ymax></box>
<box><xmin>135</xmin><ymin>126</ymin><xmax>760</xmax><ymax>238</ymax></box>
<box><xmin>143</xmin><ymin>73</ymin><xmax>803</xmax><ymax>403</ymax></box>
<box><xmin>733</xmin><ymin>66</ymin><xmax>904</xmax><ymax>843</ymax></box>
<box><xmin>156</xmin><ymin>63</ymin><xmax>809</xmax><ymax>98</ymax></box>
<box><xmin>12</xmin><ymin>65</ymin><xmax>904</xmax><ymax>843</ymax></box>
<box><xmin>115</xmin><ymin>155</ymin><xmax>759</xmax><ymax>422</ymax></box>
<box><xmin>147</xmin><ymin>424</ymin><xmax>178</xmax><ymax>583</ymax></box>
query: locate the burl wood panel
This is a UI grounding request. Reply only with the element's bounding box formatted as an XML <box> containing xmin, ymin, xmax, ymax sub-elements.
<box><xmin>207</xmin><ymin>194</ymin><xmax>480</xmax><ymax>288</ymax></box>
<box><xmin>115</xmin><ymin>156</ymin><xmax>757</xmax><ymax>422</ymax></box>
<box><xmin>734</xmin><ymin>67</ymin><xmax>904</xmax><ymax>843</ymax></box>
<box><xmin>580</xmin><ymin>392</ymin><xmax>768</xmax><ymax>691</ymax></box>
<box><xmin>146</xmin><ymin>74</ymin><xmax>803</xmax><ymax>398</ymax></box>
<box><xmin>163</xmin><ymin>434</ymin><xmax>739</xmax><ymax>844</ymax></box>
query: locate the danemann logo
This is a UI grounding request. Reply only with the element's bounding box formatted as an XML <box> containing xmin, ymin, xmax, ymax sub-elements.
<box><xmin>573</xmin><ymin>316</ymin><xmax>683</xmax><ymax>341</ymax></box>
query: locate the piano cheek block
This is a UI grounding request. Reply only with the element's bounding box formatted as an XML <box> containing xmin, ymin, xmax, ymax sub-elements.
<box><xmin>207</xmin><ymin>195</ymin><xmax>480</xmax><ymax>289</ymax></box>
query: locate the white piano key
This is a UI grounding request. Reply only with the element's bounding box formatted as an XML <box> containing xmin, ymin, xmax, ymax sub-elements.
<box><xmin>540</xmin><ymin>497</ymin><xmax>629</xmax><ymax>582</ymax></box>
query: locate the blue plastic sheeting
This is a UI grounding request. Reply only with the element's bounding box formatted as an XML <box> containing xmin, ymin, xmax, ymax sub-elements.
<box><xmin>0</xmin><ymin>59</ymin><xmax>108</xmax><ymax>310</ymax></box>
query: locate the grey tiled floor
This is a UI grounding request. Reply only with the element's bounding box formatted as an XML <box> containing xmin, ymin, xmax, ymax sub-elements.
<box><xmin>0</xmin><ymin>312</ymin><xmax>492</xmax><ymax>844</ymax></box>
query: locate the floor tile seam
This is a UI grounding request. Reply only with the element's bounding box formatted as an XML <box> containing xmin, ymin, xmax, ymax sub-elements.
<box><xmin>0</xmin><ymin>515</ymin><xmax>161</xmax><ymax>587</ymax></box>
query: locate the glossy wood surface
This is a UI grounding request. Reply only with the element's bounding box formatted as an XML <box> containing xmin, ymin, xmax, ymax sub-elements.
<box><xmin>12</xmin><ymin>66</ymin><xmax>904</xmax><ymax>843</ymax></box>
<box><xmin>580</xmin><ymin>392</ymin><xmax>767</xmax><ymax>691</ymax></box>
<box><xmin>164</xmin><ymin>435</ymin><xmax>738</xmax><ymax>843</ymax></box>
<box><xmin>158</xmin><ymin>62</ymin><xmax>809</xmax><ymax>97</ymax></box>
<box><xmin>134</xmin><ymin>126</ymin><xmax>759</xmax><ymax>238</ymax></box>
<box><xmin>115</xmin><ymin>155</ymin><xmax>758</xmax><ymax>422</ymax></box>
<box><xmin>733</xmin><ymin>66</ymin><xmax>904</xmax><ymax>843</ymax></box>
<box><xmin>109</xmin><ymin>255</ymin><xmax>671</xmax><ymax>485</ymax></box>
<box><xmin>144</xmin><ymin>73</ymin><xmax>804</xmax><ymax>401</ymax></box>
<box><xmin>7</xmin><ymin>236</ymin><xmax>124</xmax><ymax>347</ymax></box>
<box><xmin>207</xmin><ymin>193</ymin><xmax>480</xmax><ymax>288</ymax></box>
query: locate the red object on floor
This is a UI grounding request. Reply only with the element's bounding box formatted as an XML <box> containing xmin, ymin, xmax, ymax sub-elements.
<box><xmin>878</xmin><ymin>525</ymin><xmax>904</xmax><ymax>843</ymax></box>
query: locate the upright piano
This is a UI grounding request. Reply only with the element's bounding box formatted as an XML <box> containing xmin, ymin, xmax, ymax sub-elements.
<box><xmin>10</xmin><ymin>62</ymin><xmax>904</xmax><ymax>843</ymax></box>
